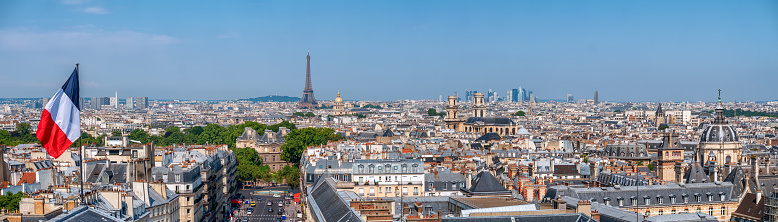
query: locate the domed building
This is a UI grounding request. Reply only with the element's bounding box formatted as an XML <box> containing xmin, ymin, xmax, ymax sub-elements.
<box><xmin>444</xmin><ymin>93</ymin><xmax>520</xmax><ymax>136</ymax></box>
<box><xmin>698</xmin><ymin>92</ymin><xmax>742</xmax><ymax>166</ymax></box>
<box><xmin>332</xmin><ymin>91</ymin><xmax>347</xmax><ymax>115</ymax></box>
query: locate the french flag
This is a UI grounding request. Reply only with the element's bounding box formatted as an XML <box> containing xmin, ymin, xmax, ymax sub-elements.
<box><xmin>37</xmin><ymin>66</ymin><xmax>81</xmax><ymax>159</ymax></box>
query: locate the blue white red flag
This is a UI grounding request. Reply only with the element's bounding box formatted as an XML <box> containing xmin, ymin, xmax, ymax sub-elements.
<box><xmin>37</xmin><ymin>66</ymin><xmax>81</xmax><ymax>159</ymax></box>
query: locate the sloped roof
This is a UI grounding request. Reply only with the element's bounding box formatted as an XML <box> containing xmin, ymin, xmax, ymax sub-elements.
<box><xmin>464</xmin><ymin>170</ymin><xmax>511</xmax><ymax>196</ymax></box>
<box><xmin>732</xmin><ymin>193</ymin><xmax>765</xmax><ymax>220</ymax></box>
<box><xmin>17</xmin><ymin>172</ymin><xmax>36</xmax><ymax>185</ymax></box>
<box><xmin>476</xmin><ymin>133</ymin><xmax>502</xmax><ymax>142</ymax></box>
<box><xmin>465</xmin><ymin>117</ymin><xmax>515</xmax><ymax>126</ymax></box>
<box><xmin>684</xmin><ymin>162</ymin><xmax>709</xmax><ymax>184</ymax></box>
<box><xmin>308</xmin><ymin>175</ymin><xmax>364</xmax><ymax>222</ymax></box>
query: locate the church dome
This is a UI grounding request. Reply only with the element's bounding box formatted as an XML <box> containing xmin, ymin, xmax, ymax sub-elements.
<box><xmin>700</xmin><ymin>95</ymin><xmax>738</xmax><ymax>143</ymax></box>
<box><xmin>700</xmin><ymin>123</ymin><xmax>738</xmax><ymax>143</ymax></box>
<box><xmin>334</xmin><ymin>91</ymin><xmax>343</xmax><ymax>103</ymax></box>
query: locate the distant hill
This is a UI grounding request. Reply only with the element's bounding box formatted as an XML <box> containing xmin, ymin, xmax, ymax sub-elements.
<box><xmin>240</xmin><ymin>95</ymin><xmax>301</xmax><ymax>102</ymax></box>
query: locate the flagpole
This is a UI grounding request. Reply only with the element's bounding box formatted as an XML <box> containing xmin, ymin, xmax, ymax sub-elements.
<box><xmin>76</xmin><ymin>63</ymin><xmax>85</xmax><ymax>206</ymax></box>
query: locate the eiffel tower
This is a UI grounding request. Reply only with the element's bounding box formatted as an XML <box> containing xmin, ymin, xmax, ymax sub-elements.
<box><xmin>299</xmin><ymin>51</ymin><xmax>318</xmax><ymax>108</ymax></box>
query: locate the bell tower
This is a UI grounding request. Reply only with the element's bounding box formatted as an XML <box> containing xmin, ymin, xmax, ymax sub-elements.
<box><xmin>445</xmin><ymin>95</ymin><xmax>464</xmax><ymax>131</ymax></box>
<box><xmin>473</xmin><ymin>93</ymin><xmax>486</xmax><ymax>118</ymax></box>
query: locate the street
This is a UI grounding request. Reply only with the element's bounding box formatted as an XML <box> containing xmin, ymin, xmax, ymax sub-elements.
<box><xmin>230</xmin><ymin>185</ymin><xmax>302</xmax><ymax>222</ymax></box>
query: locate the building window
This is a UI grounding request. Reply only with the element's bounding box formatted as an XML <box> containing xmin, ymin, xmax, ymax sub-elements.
<box><xmin>175</xmin><ymin>174</ymin><xmax>181</xmax><ymax>182</ymax></box>
<box><xmin>414</xmin><ymin>187</ymin><xmax>418</xmax><ymax>195</ymax></box>
<box><xmin>696</xmin><ymin>195</ymin><xmax>701</xmax><ymax>202</ymax></box>
<box><xmin>709</xmin><ymin>208</ymin><xmax>713</xmax><ymax>215</ymax></box>
<box><xmin>604</xmin><ymin>200</ymin><xmax>610</xmax><ymax>206</ymax></box>
<box><xmin>443</xmin><ymin>183</ymin><xmax>448</xmax><ymax>190</ymax></box>
<box><xmin>644</xmin><ymin>197</ymin><xmax>650</xmax><ymax>205</ymax></box>
<box><xmin>618</xmin><ymin>199</ymin><xmax>623</xmax><ymax>206</ymax></box>
<box><xmin>645</xmin><ymin>211</ymin><xmax>650</xmax><ymax>216</ymax></box>
<box><xmin>670</xmin><ymin>196</ymin><xmax>676</xmax><ymax>204</ymax></box>
<box><xmin>658</xmin><ymin>197</ymin><xmax>663</xmax><ymax>204</ymax></box>
<box><xmin>386</xmin><ymin>187</ymin><xmax>390</xmax><ymax>193</ymax></box>
<box><xmin>721</xmin><ymin>207</ymin><xmax>726</xmax><ymax>215</ymax></box>
<box><xmin>658</xmin><ymin>210</ymin><xmax>663</xmax><ymax>215</ymax></box>
<box><xmin>369</xmin><ymin>188</ymin><xmax>375</xmax><ymax>195</ymax></box>
<box><xmin>708</xmin><ymin>195</ymin><xmax>712</xmax><ymax>202</ymax></box>
<box><xmin>720</xmin><ymin>194</ymin><xmax>726</xmax><ymax>201</ymax></box>
<box><xmin>631</xmin><ymin>198</ymin><xmax>637</xmax><ymax>206</ymax></box>
<box><xmin>683</xmin><ymin>196</ymin><xmax>688</xmax><ymax>203</ymax></box>
<box><xmin>452</xmin><ymin>183</ymin><xmax>457</xmax><ymax>190</ymax></box>
<box><xmin>671</xmin><ymin>209</ymin><xmax>676</xmax><ymax>214</ymax></box>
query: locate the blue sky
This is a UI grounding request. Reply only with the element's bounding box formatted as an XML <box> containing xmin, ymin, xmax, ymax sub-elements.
<box><xmin>1</xmin><ymin>1</ymin><xmax>776</xmax><ymax>102</ymax></box>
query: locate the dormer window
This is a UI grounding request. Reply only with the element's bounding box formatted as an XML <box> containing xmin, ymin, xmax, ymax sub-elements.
<box><xmin>175</xmin><ymin>174</ymin><xmax>180</xmax><ymax>182</ymax></box>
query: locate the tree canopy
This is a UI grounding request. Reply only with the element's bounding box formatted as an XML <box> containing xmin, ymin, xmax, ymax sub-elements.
<box><xmin>512</xmin><ymin>111</ymin><xmax>525</xmax><ymax>116</ymax></box>
<box><xmin>126</xmin><ymin>121</ymin><xmax>296</xmax><ymax>148</ymax></box>
<box><xmin>0</xmin><ymin>192</ymin><xmax>24</xmax><ymax>211</ymax></box>
<box><xmin>427</xmin><ymin>108</ymin><xmax>446</xmax><ymax>117</ymax></box>
<box><xmin>280</xmin><ymin>127</ymin><xmax>342</xmax><ymax>165</ymax></box>
<box><xmin>293</xmin><ymin>112</ymin><xmax>316</xmax><ymax>117</ymax></box>
<box><xmin>0</xmin><ymin>123</ymin><xmax>39</xmax><ymax>146</ymax></box>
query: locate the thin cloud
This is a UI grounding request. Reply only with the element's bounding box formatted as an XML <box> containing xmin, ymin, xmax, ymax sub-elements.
<box><xmin>216</xmin><ymin>32</ymin><xmax>241</xmax><ymax>39</ymax></box>
<box><xmin>62</xmin><ymin>0</ymin><xmax>89</xmax><ymax>5</ymax></box>
<box><xmin>0</xmin><ymin>27</ymin><xmax>180</xmax><ymax>51</ymax></box>
<box><xmin>81</xmin><ymin>6</ymin><xmax>109</xmax><ymax>14</ymax></box>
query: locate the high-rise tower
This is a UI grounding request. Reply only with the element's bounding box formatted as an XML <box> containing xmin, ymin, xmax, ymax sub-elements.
<box><xmin>299</xmin><ymin>51</ymin><xmax>318</xmax><ymax>108</ymax></box>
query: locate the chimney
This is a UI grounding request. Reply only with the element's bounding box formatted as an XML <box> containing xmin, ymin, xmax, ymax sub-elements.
<box><xmin>756</xmin><ymin>190</ymin><xmax>762</xmax><ymax>204</ymax></box>
<box><xmin>591</xmin><ymin>210</ymin><xmax>601</xmax><ymax>221</ymax></box>
<box><xmin>434</xmin><ymin>170</ymin><xmax>439</xmax><ymax>180</ymax></box>
<box><xmin>576</xmin><ymin>200</ymin><xmax>592</xmax><ymax>217</ymax></box>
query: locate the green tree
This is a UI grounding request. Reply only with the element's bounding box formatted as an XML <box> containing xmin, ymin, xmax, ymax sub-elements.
<box><xmin>512</xmin><ymin>111</ymin><xmax>525</xmax><ymax>116</ymax></box>
<box><xmin>0</xmin><ymin>192</ymin><xmax>24</xmax><ymax>211</ymax></box>
<box><xmin>280</xmin><ymin>128</ymin><xmax>342</xmax><ymax>164</ymax></box>
<box><xmin>658</xmin><ymin>125</ymin><xmax>669</xmax><ymax>131</ymax></box>
<box><xmin>267</xmin><ymin>121</ymin><xmax>296</xmax><ymax>131</ymax></box>
<box><xmin>111</xmin><ymin>130</ymin><xmax>122</xmax><ymax>137</ymax></box>
<box><xmin>427</xmin><ymin>108</ymin><xmax>438</xmax><ymax>116</ymax></box>
<box><xmin>128</xmin><ymin>129</ymin><xmax>150</xmax><ymax>144</ymax></box>
<box><xmin>15</xmin><ymin>123</ymin><xmax>31</xmax><ymax>136</ymax></box>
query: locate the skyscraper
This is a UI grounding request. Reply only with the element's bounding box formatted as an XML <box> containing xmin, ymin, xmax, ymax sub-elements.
<box><xmin>299</xmin><ymin>51</ymin><xmax>318</xmax><ymax>108</ymax></box>
<box><xmin>126</xmin><ymin>97</ymin><xmax>134</xmax><ymax>109</ymax></box>
<box><xmin>91</xmin><ymin>97</ymin><xmax>109</xmax><ymax>110</ymax></box>
<box><xmin>109</xmin><ymin>91</ymin><xmax>118</xmax><ymax>109</ymax></box>
<box><xmin>511</xmin><ymin>89</ymin><xmax>519</xmax><ymax>102</ymax></box>
<box><xmin>567</xmin><ymin>94</ymin><xmax>574</xmax><ymax>103</ymax></box>
<box><xmin>135</xmin><ymin>97</ymin><xmax>148</xmax><ymax>109</ymax></box>
<box><xmin>594</xmin><ymin>91</ymin><xmax>599</xmax><ymax>104</ymax></box>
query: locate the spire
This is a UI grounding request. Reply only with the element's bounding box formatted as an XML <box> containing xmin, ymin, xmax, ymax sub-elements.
<box><xmin>300</xmin><ymin>51</ymin><xmax>317</xmax><ymax>108</ymax></box>
<box><xmin>714</xmin><ymin>89</ymin><xmax>726</xmax><ymax>124</ymax></box>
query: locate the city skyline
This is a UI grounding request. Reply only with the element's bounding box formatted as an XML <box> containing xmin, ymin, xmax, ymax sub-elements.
<box><xmin>1</xmin><ymin>1</ymin><xmax>777</xmax><ymax>102</ymax></box>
